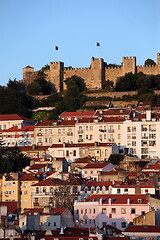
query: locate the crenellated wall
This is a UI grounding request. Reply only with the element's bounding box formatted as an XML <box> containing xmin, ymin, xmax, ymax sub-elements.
<box><xmin>22</xmin><ymin>53</ymin><xmax>160</xmax><ymax>92</ymax></box>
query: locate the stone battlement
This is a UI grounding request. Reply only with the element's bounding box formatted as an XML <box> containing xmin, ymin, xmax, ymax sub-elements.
<box><xmin>22</xmin><ymin>53</ymin><xmax>160</xmax><ymax>92</ymax></box>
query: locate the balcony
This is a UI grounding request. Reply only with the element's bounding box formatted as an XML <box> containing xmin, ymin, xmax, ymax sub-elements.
<box><xmin>108</xmin><ymin>129</ymin><xmax>114</xmax><ymax>133</ymax></box>
<box><xmin>78</xmin><ymin>130</ymin><xmax>83</xmax><ymax>134</ymax></box>
<box><xmin>32</xmin><ymin>191</ymin><xmax>54</xmax><ymax>196</ymax></box>
<box><xmin>108</xmin><ymin>138</ymin><xmax>114</xmax><ymax>142</ymax></box>
<box><xmin>37</xmin><ymin>133</ymin><xmax>42</xmax><ymax>136</ymax></box>
<box><xmin>67</xmin><ymin>132</ymin><xmax>73</xmax><ymax>136</ymax></box>
<box><xmin>33</xmin><ymin>203</ymin><xmax>39</xmax><ymax>206</ymax></box>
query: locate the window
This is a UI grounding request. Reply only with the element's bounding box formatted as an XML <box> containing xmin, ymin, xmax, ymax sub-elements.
<box><xmin>86</xmin><ymin>126</ymin><xmax>88</xmax><ymax>131</ymax></box>
<box><xmin>121</xmin><ymin>222</ymin><xmax>126</xmax><ymax>228</ymax></box>
<box><xmin>131</xmin><ymin>208</ymin><xmax>136</xmax><ymax>214</ymax></box>
<box><xmin>102</xmin><ymin>208</ymin><xmax>106</xmax><ymax>214</ymax></box>
<box><xmin>24</xmin><ymin>191</ymin><xmax>28</xmax><ymax>195</ymax></box>
<box><xmin>117</xmin><ymin>189</ymin><xmax>121</xmax><ymax>194</ymax></box>
<box><xmin>132</xmin><ymin>141</ymin><xmax>136</xmax><ymax>146</ymax></box>
<box><xmin>54</xmin><ymin>222</ymin><xmax>56</xmax><ymax>226</ymax></box>
<box><xmin>111</xmin><ymin>208</ymin><xmax>116</xmax><ymax>214</ymax></box>
<box><xmin>81</xmin><ymin>209</ymin><xmax>83</xmax><ymax>214</ymax></box>
<box><xmin>66</xmin><ymin>150</ymin><xmax>69</xmax><ymax>156</ymax></box>
<box><xmin>111</xmin><ymin>222</ymin><xmax>116</xmax><ymax>227</ymax></box>
<box><xmin>102</xmin><ymin>222</ymin><xmax>107</xmax><ymax>227</ymax></box>
<box><xmin>73</xmin><ymin>150</ymin><xmax>76</xmax><ymax>156</ymax></box>
<box><xmin>118</xmin><ymin>134</ymin><xmax>120</xmax><ymax>139</ymax></box>
<box><xmin>85</xmin><ymin>209</ymin><xmax>87</xmax><ymax>214</ymax></box>
<box><xmin>90</xmin><ymin>126</ymin><xmax>93</xmax><ymax>131</ymax></box>
<box><xmin>86</xmin><ymin>135</ymin><xmax>88</xmax><ymax>140</ymax></box>
<box><xmin>121</xmin><ymin>208</ymin><xmax>126</xmax><ymax>214</ymax></box>
<box><xmin>141</xmin><ymin>211</ymin><xmax>145</xmax><ymax>215</ymax></box>
<box><xmin>58</xmin><ymin>129</ymin><xmax>61</xmax><ymax>134</ymax></box>
<box><xmin>93</xmin><ymin>209</ymin><xmax>95</xmax><ymax>214</ymax></box>
<box><xmin>118</xmin><ymin>125</ymin><xmax>121</xmax><ymax>130</ymax></box>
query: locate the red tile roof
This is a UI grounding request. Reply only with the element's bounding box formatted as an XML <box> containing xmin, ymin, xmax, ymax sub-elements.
<box><xmin>50</xmin><ymin>143</ymin><xmax>114</xmax><ymax>148</ymax></box>
<box><xmin>59</xmin><ymin>111</ymin><xmax>96</xmax><ymax>118</ymax></box>
<box><xmin>83</xmin><ymin>194</ymin><xmax>148</xmax><ymax>205</ymax></box>
<box><xmin>22</xmin><ymin>207</ymin><xmax>66</xmax><ymax>215</ymax></box>
<box><xmin>74</xmin><ymin>157</ymin><xmax>94</xmax><ymax>164</ymax></box>
<box><xmin>20</xmin><ymin>173</ymin><xmax>39</xmax><ymax>181</ymax></box>
<box><xmin>0</xmin><ymin>201</ymin><xmax>18</xmax><ymax>213</ymax></box>
<box><xmin>86</xmin><ymin>181</ymin><xmax>118</xmax><ymax>187</ymax></box>
<box><xmin>83</xmin><ymin>162</ymin><xmax>110</xmax><ymax>169</ymax></box>
<box><xmin>30</xmin><ymin>164</ymin><xmax>46</xmax><ymax>170</ymax></box>
<box><xmin>19</xmin><ymin>146</ymin><xmax>49</xmax><ymax>151</ymax></box>
<box><xmin>0</xmin><ymin>125</ymin><xmax>34</xmax><ymax>133</ymax></box>
<box><xmin>125</xmin><ymin>225</ymin><xmax>160</xmax><ymax>233</ymax></box>
<box><xmin>0</xmin><ymin>114</ymin><xmax>34</xmax><ymax>122</ymax></box>
<box><xmin>36</xmin><ymin>120</ymin><xmax>56</xmax><ymax>126</ymax></box>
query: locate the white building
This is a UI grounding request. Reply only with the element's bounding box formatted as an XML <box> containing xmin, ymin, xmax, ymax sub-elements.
<box><xmin>122</xmin><ymin>110</ymin><xmax>160</xmax><ymax>159</ymax></box>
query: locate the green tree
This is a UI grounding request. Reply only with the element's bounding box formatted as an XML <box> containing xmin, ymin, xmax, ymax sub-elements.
<box><xmin>108</xmin><ymin>154</ymin><xmax>124</xmax><ymax>165</ymax></box>
<box><xmin>0</xmin><ymin>147</ymin><xmax>30</xmax><ymax>173</ymax></box>
<box><xmin>115</xmin><ymin>72</ymin><xmax>137</xmax><ymax>91</ymax></box>
<box><xmin>27</xmin><ymin>71</ymin><xmax>53</xmax><ymax>95</ymax></box>
<box><xmin>144</xmin><ymin>58</ymin><xmax>156</xmax><ymax>66</ymax></box>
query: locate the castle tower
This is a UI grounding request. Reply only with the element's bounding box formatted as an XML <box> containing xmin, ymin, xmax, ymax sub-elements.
<box><xmin>157</xmin><ymin>53</ymin><xmax>160</xmax><ymax>66</ymax></box>
<box><xmin>122</xmin><ymin>56</ymin><xmax>136</xmax><ymax>75</ymax></box>
<box><xmin>49</xmin><ymin>61</ymin><xmax>64</xmax><ymax>92</ymax></box>
<box><xmin>22</xmin><ymin>66</ymin><xmax>35</xmax><ymax>85</ymax></box>
<box><xmin>90</xmin><ymin>57</ymin><xmax>105</xmax><ymax>89</ymax></box>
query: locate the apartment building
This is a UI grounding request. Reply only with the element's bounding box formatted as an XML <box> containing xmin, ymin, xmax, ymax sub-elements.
<box><xmin>0</xmin><ymin>125</ymin><xmax>34</xmax><ymax>147</ymax></box>
<box><xmin>122</xmin><ymin>110</ymin><xmax>160</xmax><ymax>159</ymax></box>
<box><xmin>19</xmin><ymin>173</ymin><xmax>39</xmax><ymax>212</ymax></box>
<box><xmin>34</xmin><ymin>120</ymin><xmax>76</xmax><ymax>146</ymax></box>
<box><xmin>0</xmin><ymin>114</ymin><xmax>35</xmax><ymax>130</ymax></box>
<box><xmin>74</xmin><ymin>194</ymin><xmax>151</xmax><ymax>230</ymax></box>
<box><xmin>48</xmin><ymin>142</ymin><xmax>119</xmax><ymax>161</ymax></box>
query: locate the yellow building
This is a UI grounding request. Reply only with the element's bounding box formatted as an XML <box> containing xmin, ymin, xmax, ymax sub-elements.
<box><xmin>1</xmin><ymin>173</ymin><xmax>20</xmax><ymax>204</ymax></box>
<box><xmin>19</xmin><ymin>173</ymin><xmax>39</xmax><ymax>212</ymax></box>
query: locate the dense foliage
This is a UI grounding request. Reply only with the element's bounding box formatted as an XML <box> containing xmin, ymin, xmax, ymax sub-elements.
<box><xmin>108</xmin><ymin>154</ymin><xmax>124</xmax><ymax>165</ymax></box>
<box><xmin>0</xmin><ymin>145</ymin><xmax>30</xmax><ymax>173</ymax></box>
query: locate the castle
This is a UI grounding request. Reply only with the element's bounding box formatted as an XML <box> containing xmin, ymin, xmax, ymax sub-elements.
<box><xmin>22</xmin><ymin>53</ymin><xmax>160</xmax><ymax>92</ymax></box>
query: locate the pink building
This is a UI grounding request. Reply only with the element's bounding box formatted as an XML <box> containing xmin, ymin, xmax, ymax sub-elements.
<box><xmin>74</xmin><ymin>194</ymin><xmax>151</xmax><ymax>230</ymax></box>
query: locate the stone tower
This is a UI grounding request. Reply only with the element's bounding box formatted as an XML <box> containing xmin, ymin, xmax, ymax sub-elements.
<box><xmin>122</xmin><ymin>56</ymin><xmax>136</xmax><ymax>75</ymax></box>
<box><xmin>90</xmin><ymin>57</ymin><xmax>105</xmax><ymax>89</ymax></box>
<box><xmin>47</xmin><ymin>62</ymin><xmax>64</xmax><ymax>92</ymax></box>
<box><xmin>22</xmin><ymin>66</ymin><xmax>35</xmax><ymax>85</ymax></box>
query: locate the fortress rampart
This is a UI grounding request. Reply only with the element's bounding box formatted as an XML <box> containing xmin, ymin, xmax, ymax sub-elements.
<box><xmin>22</xmin><ymin>53</ymin><xmax>160</xmax><ymax>92</ymax></box>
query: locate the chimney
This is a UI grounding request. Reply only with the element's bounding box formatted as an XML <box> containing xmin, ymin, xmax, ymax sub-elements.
<box><xmin>108</xmin><ymin>198</ymin><xmax>111</xmax><ymax>205</ymax></box>
<box><xmin>146</xmin><ymin>110</ymin><xmax>151</xmax><ymax>121</ymax></box>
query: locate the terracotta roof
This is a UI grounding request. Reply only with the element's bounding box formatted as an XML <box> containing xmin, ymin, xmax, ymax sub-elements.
<box><xmin>22</xmin><ymin>207</ymin><xmax>66</xmax><ymax>215</ymax></box>
<box><xmin>50</xmin><ymin>143</ymin><xmax>114</xmax><ymax>148</ymax></box>
<box><xmin>0</xmin><ymin>114</ymin><xmax>34</xmax><ymax>122</ymax></box>
<box><xmin>83</xmin><ymin>194</ymin><xmax>148</xmax><ymax>205</ymax></box>
<box><xmin>96</xmin><ymin>109</ymin><xmax>131</xmax><ymax>116</ymax></box>
<box><xmin>19</xmin><ymin>146</ymin><xmax>49</xmax><ymax>151</ymax></box>
<box><xmin>59</xmin><ymin>111</ymin><xmax>96</xmax><ymax>118</ymax></box>
<box><xmin>74</xmin><ymin>157</ymin><xmax>94</xmax><ymax>164</ymax></box>
<box><xmin>0</xmin><ymin>125</ymin><xmax>34</xmax><ymax>133</ymax></box>
<box><xmin>0</xmin><ymin>201</ymin><xmax>18</xmax><ymax>213</ymax></box>
<box><xmin>30</xmin><ymin>164</ymin><xmax>46</xmax><ymax>170</ymax></box>
<box><xmin>101</xmin><ymin>171</ymin><xmax>118</xmax><ymax>175</ymax></box>
<box><xmin>125</xmin><ymin>225</ymin><xmax>160</xmax><ymax>233</ymax></box>
<box><xmin>83</xmin><ymin>162</ymin><xmax>110</xmax><ymax>169</ymax></box>
<box><xmin>20</xmin><ymin>173</ymin><xmax>39</xmax><ymax>181</ymax></box>
<box><xmin>86</xmin><ymin>181</ymin><xmax>118</xmax><ymax>187</ymax></box>
<box><xmin>36</xmin><ymin>120</ymin><xmax>56</xmax><ymax>126</ymax></box>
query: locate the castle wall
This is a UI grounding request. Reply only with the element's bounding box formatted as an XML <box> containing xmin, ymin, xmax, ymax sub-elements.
<box><xmin>137</xmin><ymin>65</ymin><xmax>160</xmax><ymax>75</ymax></box>
<box><xmin>22</xmin><ymin>53</ymin><xmax>160</xmax><ymax>92</ymax></box>
<box><xmin>64</xmin><ymin>67</ymin><xmax>92</xmax><ymax>89</ymax></box>
<box><xmin>105</xmin><ymin>66</ymin><xmax>123</xmax><ymax>84</ymax></box>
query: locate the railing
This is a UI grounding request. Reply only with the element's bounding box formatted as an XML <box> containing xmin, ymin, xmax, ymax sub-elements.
<box><xmin>37</xmin><ymin>133</ymin><xmax>42</xmax><ymax>136</ymax></box>
<box><xmin>78</xmin><ymin>130</ymin><xmax>83</xmax><ymax>134</ymax></box>
<box><xmin>67</xmin><ymin>132</ymin><xmax>73</xmax><ymax>136</ymax></box>
<box><xmin>32</xmin><ymin>191</ymin><xmax>54</xmax><ymax>196</ymax></box>
<box><xmin>108</xmin><ymin>129</ymin><xmax>114</xmax><ymax>133</ymax></box>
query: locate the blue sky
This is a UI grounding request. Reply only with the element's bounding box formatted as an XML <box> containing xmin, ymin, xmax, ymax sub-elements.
<box><xmin>0</xmin><ymin>0</ymin><xmax>160</xmax><ymax>86</ymax></box>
